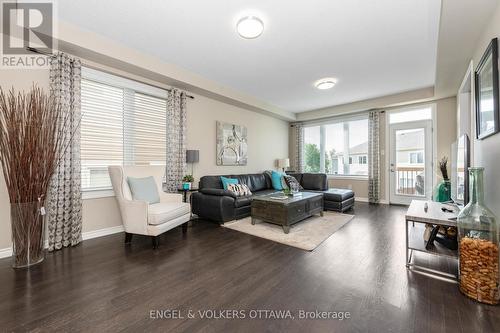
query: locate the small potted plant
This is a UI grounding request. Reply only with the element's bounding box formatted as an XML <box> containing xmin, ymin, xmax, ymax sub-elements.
<box><xmin>182</xmin><ymin>175</ymin><xmax>194</xmax><ymax>190</ymax></box>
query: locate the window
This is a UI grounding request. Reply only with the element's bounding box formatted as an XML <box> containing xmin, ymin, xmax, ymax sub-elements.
<box><xmin>303</xmin><ymin>126</ymin><xmax>321</xmax><ymax>172</ymax></box>
<box><xmin>389</xmin><ymin>107</ymin><xmax>432</xmax><ymax>124</ymax></box>
<box><xmin>81</xmin><ymin>67</ymin><xmax>168</xmax><ymax>191</ymax></box>
<box><xmin>409</xmin><ymin>152</ymin><xmax>424</xmax><ymax>164</ymax></box>
<box><xmin>303</xmin><ymin>117</ymin><xmax>369</xmax><ymax>176</ymax></box>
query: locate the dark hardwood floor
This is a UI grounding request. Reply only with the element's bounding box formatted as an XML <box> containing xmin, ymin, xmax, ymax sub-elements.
<box><xmin>1</xmin><ymin>203</ymin><xmax>499</xmax><ymax>332</ymax></box>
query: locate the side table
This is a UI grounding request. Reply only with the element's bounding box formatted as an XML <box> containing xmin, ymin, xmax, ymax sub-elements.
<box><xmin>177</xmin><ymin>188</ymin><xmax>198</xmax><ymax>203</ymax></box>
<box><xmin>405</xmin><ymin>200</ymin><xmax>459</xmax><ymax>282</ymax></box>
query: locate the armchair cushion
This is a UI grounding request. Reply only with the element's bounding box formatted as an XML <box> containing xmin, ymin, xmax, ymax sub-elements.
<box><xmin>148</xmin><ymin>202</ymin><xmax>191</xmax><ymax>225</ymax></box>
<box><xmin>127</xmin><ymin>176</ymin><xmax>160</xmax><ymax>204</ymax></box>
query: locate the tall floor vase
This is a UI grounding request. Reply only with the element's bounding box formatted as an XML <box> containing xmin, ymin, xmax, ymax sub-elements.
<box><xmin>10</xmin><ymin>201</ymin><xmax>46</xmax><ymax>268</ymax></box>
<box><xmin>458</xmin><ymin>168</ymin><xmax>499</xmax><ymax>305</ymax></box>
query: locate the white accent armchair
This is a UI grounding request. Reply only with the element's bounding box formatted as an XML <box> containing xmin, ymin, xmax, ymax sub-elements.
<box><xmin>108</xmin><ymin>166</ymin><xmax>191</xmax><ymax>248</ymax></box>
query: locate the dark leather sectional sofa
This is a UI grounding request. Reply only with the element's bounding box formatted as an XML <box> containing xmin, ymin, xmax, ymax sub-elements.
<box><xmin>191</xmin><ymin>172</ymin><xmax>355</xmax><ymax>223</ymax></box>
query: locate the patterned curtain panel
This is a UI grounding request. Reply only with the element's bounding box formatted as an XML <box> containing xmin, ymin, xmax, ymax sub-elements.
<box><xmin>291</xmin><ymin>123</ymin><xmax>304</xmax><ymax>172</ymax></box>
<box><xmin>165</xmin><ymin>89</ymin><xmax>187</xmax><ymax>192</ymax></box>
<box><xmin>47</xmin><ymin>53</ymin><xmax>83</xmax><ymax>251</ymax></box>
<box><xmin>368</xmin><ymin>111</ymin><xmax>380</xmax><ymax>204</ymax></box>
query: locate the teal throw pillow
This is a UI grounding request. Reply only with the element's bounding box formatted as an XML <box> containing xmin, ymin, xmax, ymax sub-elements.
<box><xmin>127</xmin><ymin>176</ymin><xmax>160</xmax><ymax>204</ymax></box>
<box><xmin>271</xmin><ymin>171</ymin><xmax>286</xmax><ymax>190</ymax></box>
<box><xmin>220</xmin><ymin>176</ymin><xmax>238</xmax><ymax>190</ymax></box>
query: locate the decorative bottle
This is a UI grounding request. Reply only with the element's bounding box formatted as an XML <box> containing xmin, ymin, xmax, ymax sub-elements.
<box><xmin>457</xmin><ymin>167</ymin><xmax>499</xmax><ymax>305</ymax></box>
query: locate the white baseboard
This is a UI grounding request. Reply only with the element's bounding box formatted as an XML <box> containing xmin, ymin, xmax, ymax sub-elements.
<box><xmin>0</xmin><ymin>247</ymin><xmax>12</xmax><ymax>259</ymax></box>
<box><xmin>355</xmin><ymin>197</ymin><xmax>389</xmax><ymax>204</ymax></box>
<box><xmin>0</xmin><ymin>225</ymin><xmax>124</xmax><ymax>259</ymax></box>
<box><xmin>82</xmin><ymin>225</ymin><xmax>124</xmax><ymax>241</ymax></box>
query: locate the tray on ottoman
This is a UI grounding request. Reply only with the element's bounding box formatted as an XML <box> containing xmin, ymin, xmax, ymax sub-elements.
<box><xmin>251</xmin><ymin>192</ymin><xmax>324</xmax><ymax>233</ymax></box>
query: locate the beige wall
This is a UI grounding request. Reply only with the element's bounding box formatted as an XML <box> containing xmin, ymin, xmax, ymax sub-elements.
<box><xmin>469</xmin><ymin>3</ymin><xmax>500</xmax><ymax>218</ymax></box>
<box><xmin>0</xmin><ymin>66</ymin><xmax>289</xmax><ymax>250</ymax></box>
<box><xmin>290</xmin><ymin>97</ymin><xmax>457</xmax><ymax>203</ymax></box>
<box><xmin>434</xmin><ymin>97</ymin><xmax>458</xmax><ymax>175</ymax></box>
<box><xmin>187</xmin><ymin>94</ymin><xmax>288</xmax><ymax>178</ymax></box>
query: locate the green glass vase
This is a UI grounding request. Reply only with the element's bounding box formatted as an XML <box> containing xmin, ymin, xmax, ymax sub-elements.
<box><xmin>434</xmin><ymin>179</ymin><xmax>451</xmax><ymax>202</ymax></box>
<box><xmin>457</xmin><ymin>167</ymin><xmax>499</xmax><ymax>305</ymax></box>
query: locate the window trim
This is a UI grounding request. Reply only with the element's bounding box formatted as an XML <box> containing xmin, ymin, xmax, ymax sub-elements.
<box><xmin>82</xmin><ymin>67</ymin><xmax>167</xmax><ymax>99</ymax></box>
<box><xmin>82</xmin><ymin>188</ymin><xmax>115</xmax><ymax>200</ymax></box>
<box><xmin>388</xmin><ymin>104</ymin><xmax>433</xmax><ymax>124</ymax></box>
<box><xmin>328</xmin><ymin>174</ymin><xmax>368</xmax><ymax>181</ymax></box>
<box><xmin>302</xmin><ymin>112</ymin><xmax>369</xmax><ymax>127</ymax></box>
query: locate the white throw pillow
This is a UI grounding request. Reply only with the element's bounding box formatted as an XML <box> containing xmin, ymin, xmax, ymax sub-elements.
<box><xmin>227</xmin><ymin>183</ymin><xmax>252</xmax><ymax>196</ymax></box>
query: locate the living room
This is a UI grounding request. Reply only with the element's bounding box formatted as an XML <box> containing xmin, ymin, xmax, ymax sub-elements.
<box><xmin>1</xmin><ymin>0</ymin><xmax>500</xmax><ymax>331</ymax></box>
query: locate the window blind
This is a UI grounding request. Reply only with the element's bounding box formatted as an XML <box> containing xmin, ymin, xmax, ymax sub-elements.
<box><xmin>80</xmin><ymin>67</ymin><xmax>168</xmax><ymax>191</ymax></box>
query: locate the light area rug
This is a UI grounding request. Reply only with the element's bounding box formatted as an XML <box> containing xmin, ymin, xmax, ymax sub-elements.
<box><xmin>223</xmin><ymin>211</ymin><xmax>354</xmax><ymax>251</ymax></box>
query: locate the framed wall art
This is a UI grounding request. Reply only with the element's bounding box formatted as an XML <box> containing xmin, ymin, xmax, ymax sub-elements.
<box><xmin>216</xmin><ymin>121</ymin><xmax>248</xmax><ymax>166</ymax></box>
<box><xmin>475</xmin><ymin>38</ymin><xmax>499</xmax><ymax>140</ymax></box>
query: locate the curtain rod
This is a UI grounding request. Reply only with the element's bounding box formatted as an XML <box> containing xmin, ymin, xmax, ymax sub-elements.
<box><xmin>26</xmin><ymin>47</ymin><xmax>195</xmax><ymax>99</ymax></box>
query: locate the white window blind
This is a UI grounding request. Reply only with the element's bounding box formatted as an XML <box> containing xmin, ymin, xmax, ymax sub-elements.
<box><xmin>81</xmin><ymin>67</ymin><xmax>168</xmax><ymax>191</ymax></box>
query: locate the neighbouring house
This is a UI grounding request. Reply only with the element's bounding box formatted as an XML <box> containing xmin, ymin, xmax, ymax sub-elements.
<box><xmin>330</xmin><ymin>142</ymin><xmax>368</xmax><ymax>176</ymax></box>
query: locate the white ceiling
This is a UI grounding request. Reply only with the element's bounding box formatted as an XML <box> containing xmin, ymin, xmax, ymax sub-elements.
<box><xmin>57</xmin><ymin>0</ymin><xmax>441</xmax><ymax>113</ymax></box>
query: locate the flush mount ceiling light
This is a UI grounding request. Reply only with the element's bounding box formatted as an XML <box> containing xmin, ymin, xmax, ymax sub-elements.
<box><xmin>237</xmin><ymin>16</ymin><xmax>264</xmax><ymax>39</ymax></box>
<box><xmin>315</xmin><ymin>78</ymin><xmax>337</xmax><ymax>90</ymax></box>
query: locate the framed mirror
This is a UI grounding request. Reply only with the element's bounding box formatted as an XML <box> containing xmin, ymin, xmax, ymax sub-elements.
<box><xmin>475</xmin><ymin>38</ymin><xmax>499</xmax><ymax>140</ymax></box>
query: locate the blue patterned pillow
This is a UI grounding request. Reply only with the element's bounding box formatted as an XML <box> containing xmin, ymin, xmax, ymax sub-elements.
<box><xmin>220</xmin><ymin>176</ymin><xmax>238</xmax><ymax>190</ymax></box>
<box><xmin>271</xmin><ymin>171</ymin><xmax>285</xmax><ymax>190</ymax></box>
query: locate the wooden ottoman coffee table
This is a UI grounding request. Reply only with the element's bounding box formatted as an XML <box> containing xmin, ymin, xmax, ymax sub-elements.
<box><xmin>251</xmin><ymin>192</ymin><xmax>324</xmax><ymax>233</ymax></box>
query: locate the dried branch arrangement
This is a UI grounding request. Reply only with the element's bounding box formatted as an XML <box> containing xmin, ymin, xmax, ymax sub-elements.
<box><xmin>0</xmin><ymin>86</ymin><xmax>68</xmax><ymax>267</ymax></box>
<box><xmin>439</xmin><ymin>156</ymin><xmax>449</xmax><ymax>181</ymax></box>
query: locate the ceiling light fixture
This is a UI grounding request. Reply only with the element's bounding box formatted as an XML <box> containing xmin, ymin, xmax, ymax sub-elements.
<box><xmin>237</xmin><ymin>16</ymin><xmax>264</xmax><ymax>39</ymax></box>
<box><xmin>315</xmin><ymin>78</ymin><xmax>337</xmax><ymax>90</ymax></box>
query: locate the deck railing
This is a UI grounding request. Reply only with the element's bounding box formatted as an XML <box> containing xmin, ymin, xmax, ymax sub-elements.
<box><xmin>396</xmin><ymin>166</ymin><xmax>425</xmax><ymax>196</ymax></box>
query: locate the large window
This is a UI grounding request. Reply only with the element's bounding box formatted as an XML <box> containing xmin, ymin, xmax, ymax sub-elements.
<box><xmin>81</xmin><ymin>67</ymin><xmax>168</xmax><ymax>191</ymax></box>
<box><xmin>303</xmin><ymin>117</ymin><xmax>369</xmax><ymax>176</ymax></box>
